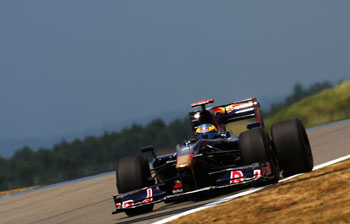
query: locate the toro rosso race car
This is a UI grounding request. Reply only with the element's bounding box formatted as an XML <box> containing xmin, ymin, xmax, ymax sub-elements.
<box><xmin>112</xmin><ymin>98</ymin><xmax>314</xmax><ymax>216</ymax></box>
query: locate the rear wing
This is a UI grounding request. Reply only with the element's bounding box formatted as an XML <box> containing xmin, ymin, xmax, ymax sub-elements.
<box><xmin>189</xmin><ymin>98</ymin><xmax>264</xmax><ymax>133</ymax></box>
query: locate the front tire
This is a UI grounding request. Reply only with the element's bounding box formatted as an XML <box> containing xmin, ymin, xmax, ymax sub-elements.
<box><xmin>271</xmin><ymin>119</ymin><xmax>313</xmax><ymax>177</ymax></box>
<box><xmin>239</xmin><ymin>128</ymin><xmax>280</xmax><ymax>185</ymax></box>
<box><xmin>116</xmin><ymin>155</ymin><xmax>154</xmax><ymax>216</ymax></box>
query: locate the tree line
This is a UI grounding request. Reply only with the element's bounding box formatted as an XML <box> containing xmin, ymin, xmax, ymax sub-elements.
<box><xmin>0</xmin><ymin>81</ymin><xmax>334</xmax><ymax>191</ymax></box>
<box><xmin>0</xmin><ymin>118</ymin><xmax>193</xmax><ymax>191</ymax></box>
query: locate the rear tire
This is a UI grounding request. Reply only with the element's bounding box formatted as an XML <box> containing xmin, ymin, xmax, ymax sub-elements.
<box><xmin>271</xmin><ymin>119</ymin><xmax>313</xmax><ymax>177</ymax></box>
<box><xmin>116</xmin><ymin>155</ymin><xmax>154</xmax><ymax>216</ymax></box>
<box><xmin>239</xmin><ymin>128</ymin><xmax>280</xmax><ymax>185</ymax></box>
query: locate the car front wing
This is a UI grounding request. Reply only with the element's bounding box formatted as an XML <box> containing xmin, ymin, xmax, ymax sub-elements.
<box><xmin>112</xmin><ymin>162</ymin><xmax>273</xmax><ymax>214</ymax></box>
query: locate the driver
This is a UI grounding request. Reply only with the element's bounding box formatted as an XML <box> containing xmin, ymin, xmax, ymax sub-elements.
<box><xmin>196</xmin><ymin>123</ymin><xmax>219</xmax><ymax>139</ymax></box>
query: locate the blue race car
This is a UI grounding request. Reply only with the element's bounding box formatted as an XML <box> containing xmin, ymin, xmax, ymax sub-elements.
<box><xmin>113</xmin><ymin>98</ymin><xmax>313</xmax><ymax>216</ymax></box>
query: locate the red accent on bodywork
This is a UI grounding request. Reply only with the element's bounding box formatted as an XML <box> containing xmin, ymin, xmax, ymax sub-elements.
<box><xmin>261</xmin><ymin>162</ymin><xmax>272</xmax><ymax>175</ymax></box>
<box><xmin>230</xmin><ymin>171</ymin><xmax>244</xmax><ymax>184</ymax></box>
<box><xmin>142</xmin><ymin>188</ymin><xmax>153</xmax><ymax>203</ymax></box>
<box><xmin>254</xmin><ymin>170</ymin><xmax>262</xmax><ymax>178</ymax></box>
<box><xmin>212</xmin><ymin>107</ymin><xmax>225</xmax><ymax>113</ymax></box>
<box><xmin>226</xmin><ymin>103</ymin><xmax>244</xmax><ymax>111</ymax></box>
<box><xmin>173</xmin><ymin>183</ymin><xmax>183</xmax><ymax>189</ymax></box>
<box><xmin>122</xmin><ymin>200</ymin><xmax>134</xmax><ymax>208</ymax></box>
<box><xmin>191</xmin><ymin>99</ymin><xmax>215</xmax><ymax>107</ymax></box>
<box><xmin>252</xmin><ymin>98</ymin><xmax>261</xmax><ymax>123</ymax></box>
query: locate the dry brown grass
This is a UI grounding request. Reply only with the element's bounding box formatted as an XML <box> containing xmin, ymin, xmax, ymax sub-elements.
<box><xmin>169</xmin><ymin>159</ymin><xmax>350</xmax><ymax>224</ymax></box>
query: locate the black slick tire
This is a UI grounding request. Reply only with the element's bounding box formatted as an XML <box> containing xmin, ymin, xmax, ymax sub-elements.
<box><xmin>116</xmin><ymin>155</ymin><xmax>154</xmax><ymax>216</ymax></box>
<box><xmin>239</xmin><ymin>128</ymin><xmax>280</xmax><ymax>185</ymax></box>
<box><xmin>271</xmin><ymin>119</ymin><xmax>313</xmax><ymax>177</ymax></box>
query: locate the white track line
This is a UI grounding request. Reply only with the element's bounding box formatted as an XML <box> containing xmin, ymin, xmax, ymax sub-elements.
<box><xmin>153</xmin><ymin>154</ymin><xmax>350</xmax><ymax>224</ymax></box>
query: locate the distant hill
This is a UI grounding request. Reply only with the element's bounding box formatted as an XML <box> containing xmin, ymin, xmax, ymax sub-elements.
<box><xmin>264</xmin><ymin>80</ymin><xmax>350</xmax><ymax>130</ymax></box>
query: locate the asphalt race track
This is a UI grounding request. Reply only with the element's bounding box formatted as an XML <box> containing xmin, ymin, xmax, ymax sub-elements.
<box><xmin>0</xmin><ymin>122</ymin><xmax>349</xmax><ymax>224</ymax></box>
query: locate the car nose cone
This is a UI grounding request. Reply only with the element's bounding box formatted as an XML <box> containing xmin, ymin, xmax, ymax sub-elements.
<box><xmin>176</xmin><ymin>155</ymin><xmax>193</xmax><ymax>169</ymax></box>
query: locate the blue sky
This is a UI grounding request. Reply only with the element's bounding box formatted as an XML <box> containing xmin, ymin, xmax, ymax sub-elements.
<box><xmin>0</xmin><ymin>1</ymin><xmax>349</xmax><ymax>141</ymax></box>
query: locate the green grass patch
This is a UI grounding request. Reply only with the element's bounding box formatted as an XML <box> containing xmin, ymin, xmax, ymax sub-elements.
<box><xmin>264</xmin><ymin>80</ymin><xmax>350</xmax><ymax>131</ymax></box>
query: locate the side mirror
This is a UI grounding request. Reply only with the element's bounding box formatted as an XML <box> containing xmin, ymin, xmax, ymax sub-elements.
<box><xmin>247</xmin><ymin>122</ymin><xmax>261</xmax><ymax>129</ymax></box>
<box><xmin>141</xmin><ymin>146</ymin><xmax>157</xmax><ymax>160</ymax></box>
<box><xmin>141</xmin><ymin>146</ymin><xmax>154</xmax><ymax>153</ymax></box>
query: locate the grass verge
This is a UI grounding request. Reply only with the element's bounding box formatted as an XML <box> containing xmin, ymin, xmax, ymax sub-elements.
<box><xmin>0</xmin><ymin>185</ymin><xmax>41</xmax><ymax>197</ymax></box>
<box><xmin>169</xmin><ymin>159</ymin><xmax>350</xmax><ymax>224</ymax></box>
<box><xmin>264</xmin><ymin>80</ymin><xmax>350</xmax><ymax>131</ymax></box>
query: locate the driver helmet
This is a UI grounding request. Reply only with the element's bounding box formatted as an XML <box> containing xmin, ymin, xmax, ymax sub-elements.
<box><xmin>196</xmin><ymin>123</ymin><xmax>219</xmax><ymax>140</ymax></box>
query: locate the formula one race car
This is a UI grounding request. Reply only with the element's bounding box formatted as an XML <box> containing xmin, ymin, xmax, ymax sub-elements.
<box><xmin>112</xmin><ymin>98</ymin><xmax>314</xmax><ymax>216</ymax></box>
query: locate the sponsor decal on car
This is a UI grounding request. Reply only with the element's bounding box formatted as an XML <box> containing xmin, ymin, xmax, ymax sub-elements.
<box><xmin>122</xmin><ymin>200</ymin><xmax>134</xmax><ymax>208</ymax></box>
<box><xmin>230</xmin><ymin>170</ymin><xmax>244</xmax><ymax>184</ymax></box>
<box><xmin>142</xmin><ymin>188</ymin><xmax>153</xmax><ymax>203</ymax></box>
<box><xmin>172</xmin><ymin>181</ymin><xmax>183</xmax><ymax>194</ymax></box>
<box><xmin>254</xmin><ymin>169</ymin><xmax>262</xmax><ymax>178</ymax></box>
